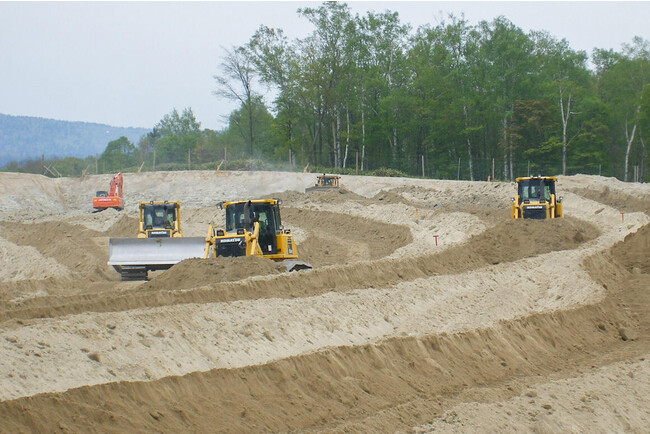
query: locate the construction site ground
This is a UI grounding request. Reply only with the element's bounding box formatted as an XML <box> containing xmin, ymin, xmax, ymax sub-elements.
<box><xmin>0</xmin><ymin>170</ymin><xmax>648</xmax><ymax>432</ymax></box>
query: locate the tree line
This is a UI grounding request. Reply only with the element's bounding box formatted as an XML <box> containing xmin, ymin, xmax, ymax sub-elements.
<box><xmin>5</xmin><ymin>2</ymin><xmax>649</xmax><ymax>182</ymax></box>
<box><xmin>215</xmin><ymin>2</ymin><xmax>650</xmax><ymax>182</ymax></box>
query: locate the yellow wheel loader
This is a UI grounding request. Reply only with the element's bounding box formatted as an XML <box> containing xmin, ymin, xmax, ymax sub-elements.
<box><xmin>204</xmin><ymin>199</ymin><xmax>312</xmax><ymax>272</ymax></box>
<box><xmin>305</xmin><ymin>174</ymin><xmax>340</xmax><ymax>192</ymax></box>
<box><xmin>511</xmin><ymin>176</ymin><xmax>563</xmax><ymax>219</ymax></box>
<box><xmin>108</xmin><ymin>201</ymin><xmax>205</xmax><ymax>280</ymax></box>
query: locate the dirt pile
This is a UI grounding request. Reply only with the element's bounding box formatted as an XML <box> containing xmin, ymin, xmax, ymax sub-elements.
<box><xmin>106</xmin><ymin>214</ymin><xmax>140</xmax><ymax>237</ymax></box>
<box><xmin>610</xmin><ymin>223</ymin><xmax>650</xmax><ymax>273</ymax></box>
<box><xmin>275</xmin><ymin>186</ymin><xmax>368</xmax><ymax>206</ymax></box>
<box><xmin>462</xmin><ymin>216</ymin><xmax>599</xmax><ymax>265</ymax></box>
<box><xmin>143</xmin><ymin>256</ymin><xmax>286</xmax><ymax>291</ymax></box>
<box><xmin>568</xmin><ymin>186</ymin><xmax>650</xmax><ymax>214</ymax></box>
<box><xmin>0</xmin><ymin>220</ymin><xmax>113</xmax><ymax>280</ymax></box>
<box><xmin>282</xmin><ymin>207</ymin><xmax>412</xmax><ymax>266</ymax></box>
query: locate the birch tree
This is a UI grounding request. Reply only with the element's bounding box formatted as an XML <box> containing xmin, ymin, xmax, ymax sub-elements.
<box><xmin>214</xmin><ymin>46</ymin><xmax>260</xmax><ymax>155</ymax></box>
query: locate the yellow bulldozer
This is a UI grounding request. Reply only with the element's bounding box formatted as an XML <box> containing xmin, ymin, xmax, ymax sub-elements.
<box><xmin>305</xmin><ymin>174</ymin><xmax>341</xmax><ymax>192</ymax></box>
<box><xmin>108</xmin><ymin>198</ymin><xmax>310</xmax><ymax>280</ymax></box>
<box><xmin>511</xmin><ymin>176</ymin><xmax>563</xmax><ymax>219</ymax></box>
<box><xmin>204</xmin><ymin>199</ymin><xmax>312</xmax><ymax>272</ymax></box>
<box><xmin>108</xmin><ymin>200</ymin><xmax>206</xmax><ymax>280</ymax></box>
<box><xmin>137</xmin><ymin>201</ymin><xmax>183</xmax><ymax>238</ymax></box>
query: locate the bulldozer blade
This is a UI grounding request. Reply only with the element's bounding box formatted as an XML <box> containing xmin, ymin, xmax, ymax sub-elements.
<box><xmin>282</xmin><ymin>260</ymin><xmax>313</xmax><ymax>272</ymax></box>
<box><xmin>108</xmin><ymin>237</ymin><xmax>206</xmax><ymax>267</ymax></box>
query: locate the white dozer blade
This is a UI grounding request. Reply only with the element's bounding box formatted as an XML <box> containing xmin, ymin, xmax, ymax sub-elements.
<box><xmin>108</xmin><ymin>237</ymin><xmax>206</xmax><ymax>267</ymax></box>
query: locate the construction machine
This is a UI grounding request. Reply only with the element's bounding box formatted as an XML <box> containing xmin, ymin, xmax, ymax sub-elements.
<box><xmin>305</xmin><ymin>174</ymin><xmax>340</xmax><ymax>193</ymax></box>
<box><xmin>204</xmin><ymin>199</ymin><xmax>312</xmax><ymax>272</ymax></box>
<box><xmin>511</xmin><ymin>176</ymin><xmax>563</xmax><ymax>219</ymax></box>
<box><xmin>93</xmin><ymin>172</ymin><xmax>124</xmax><ymax>212</ymax></box>
<box><xmin>108</xmin><ymin>200</ymin><xmax>205</xmax><ymax>280</ymax></box>
<box><xmin>107</xmin><ymin>198</ymin><xmax>310</xmax><ymax>280</ymax></box>
<box><xmin>137</xmin><ymin>201</ymin><xmax>183</xmax><ymax>238</ymax></box>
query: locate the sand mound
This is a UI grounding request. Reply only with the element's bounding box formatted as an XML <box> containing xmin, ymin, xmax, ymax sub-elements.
<box><xmin>370</xmin><ymin>189</ymin><xmax>414</xmax><ymax>205</ymax></box>
<box><xmin>610</xmin><ymin>223</ymin><xmax>650</xmax><ymax>273</ymax></box>
<box><xmin>274</xmin><ymin>186</ymin><xmax>368</xmax><ymax>205</ymax></box>
<box><xmin>0</xmin><ymin>220</ymin><xmax>113</xmax><ymax>280</ymax></box>
<box><xmin>105</xmin><ymin>214</ymin><xmax>140</xmax><ymax>237</ymax></box>
<box><xmin>568</xmin><ymin>186</ymin><xmax>650</xmax><ymax>214</ymax></box>
<box><xmin>461</xmin><ymin>216</ymin><xmax>599</xmax><ymax>265</ymax></box>
<box><xmin>143</xmin><ymin>256</ymin><xmax>285</xmax><ymax>291</ymax></box>
<box><xmin>282</xmin><ymin>207</ymin><xmax>412</xmax><ymax>266</ymax></box>
<box><xmin>0</xmin><ymin>236</ymin><xmax>70</xmax><ymax>283</ymax></box>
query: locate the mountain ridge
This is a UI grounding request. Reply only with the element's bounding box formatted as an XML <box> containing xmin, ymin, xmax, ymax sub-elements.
<box><xmin>0</xmin><ymin>113</ymin><xmax>149</xmax><ymax>167</ymax></box>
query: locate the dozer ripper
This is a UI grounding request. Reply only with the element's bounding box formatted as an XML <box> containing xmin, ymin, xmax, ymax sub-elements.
<box><xmin>305</xmin><ymin>174</ymin><xmax>340</xmax><ymax>193</ymax></box>
<box><xmin>204</xmin><ymin>199</ymin><xmax>312</xmax><ymax>272</ymax></box>
<box><xmin>511</xmin><ymin>176</ymin><xmax>563</xmax><ymax>219</ymax></box>
<box><xmin>108</xmin><ymin>201</ymin><xmax>205</xmax><ymax>280</ymax></box>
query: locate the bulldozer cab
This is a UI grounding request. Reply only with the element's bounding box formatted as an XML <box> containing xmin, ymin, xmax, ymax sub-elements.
<box><xmin>139</xmin><ymin>201</ymin><xmax>182</xmax><ymax>237</ymax></box>
<box><xmin>517</xmin><ymin>178</ymin><xmax>555</xmax><ymax>203</ymax></box>
<box><xmin>224</xmin><ymin>200</ymin><xmax>279</xmax><ymax>254</ymax></box>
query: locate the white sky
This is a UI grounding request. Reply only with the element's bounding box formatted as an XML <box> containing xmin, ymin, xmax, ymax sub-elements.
<box><xmin>0</xmin><ymin>1</ymin><xmax>648</xmax><ymax>130</ymax></box>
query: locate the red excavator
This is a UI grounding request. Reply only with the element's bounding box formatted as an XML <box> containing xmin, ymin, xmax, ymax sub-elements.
<box><xmin>93</xmin><ymin>172</ymin><xmax>124</xmax><ymax>212</ymax></box>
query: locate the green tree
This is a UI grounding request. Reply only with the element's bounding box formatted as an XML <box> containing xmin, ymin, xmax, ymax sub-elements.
<box><xmin>214</xmin><ymin>46</ymin><xmax>260</xmax><ymax>156</ymax></box>
<box><xmin>154</xmin><ymin>108</ymin><xmax>201</xmax><ymax>165</ymax></box>
<box><xmin>532</xmin><ymin>31</ymin><xmax>591</xmax><ymax>175</ymax></box>
<box><xmin>594</xmin><ymin>37</ymin><xmax>650</xmax><ymax>180</ymax></box>
<box><xmin>478</xmin><ymin>17</ymin><xmax>537</xmax><ymax>180</ymax></box>
<box><xmin>224</xmin><ymin>97</ymin><xmax>275</xmax><ymax>160</ymax></box>
<box><xmin>100</xmin><ymin>136</ymin><xmax>136</xmax><ymax>172</ymax></box>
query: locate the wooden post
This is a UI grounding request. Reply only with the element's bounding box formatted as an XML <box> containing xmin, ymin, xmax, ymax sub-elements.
<box><xmin>421</xmin><ymin>155</ymin><xmax>425</xmax><ymax>178</ymax></box>
<box><xmin>457</xmin><ymin>157</ymin><xmax>461</xmax><ymax>180</ymax></box>
<box><xmin>355</xmin><ymin>151</ymin><xmax>358</xmax><ymax>175</ymax></box>
<box><xmin>492</xmin><ymin>158</ymin><xmax>495</xmax><ymax>181</ymax></box>
<box><xmin>188</xmin><ymin>148</ymin><xmax>191</xmax><ymax>170</ymax></box>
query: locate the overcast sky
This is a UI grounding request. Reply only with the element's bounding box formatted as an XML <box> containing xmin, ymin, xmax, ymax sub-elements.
<box><xmin>1</xmin><ymin>1</ymin><xmax>648</xmax><ymax>131</ymax></box>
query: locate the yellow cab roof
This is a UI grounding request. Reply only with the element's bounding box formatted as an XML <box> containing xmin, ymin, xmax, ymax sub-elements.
<box><xmin>515</xmin><ymin>176</ymin><xmax>557</xmax><ymax>182</ymax></box>
<box><xmin>221</xmin><ymin>199</ymin><xmax>279</xmax><ymax>207</ymax></box>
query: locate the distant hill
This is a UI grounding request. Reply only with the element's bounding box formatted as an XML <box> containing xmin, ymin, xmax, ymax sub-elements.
<box><xmin>0</xmin><ymin>114</ymin><xmax>150</xmax><ymax>167</ymax></box>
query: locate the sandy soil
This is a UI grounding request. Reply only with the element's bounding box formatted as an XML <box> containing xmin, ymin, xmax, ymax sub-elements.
<box><xmin>0</xmin><ymin>170</ymin><xmax>648</xmax><ymax>432</ymax></box>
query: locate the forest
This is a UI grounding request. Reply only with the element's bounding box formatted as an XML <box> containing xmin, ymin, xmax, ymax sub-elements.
<box><xmin>5</xmin><ymin>2</ymin><xmax>650</xmax><ymax>182</ymax></box>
